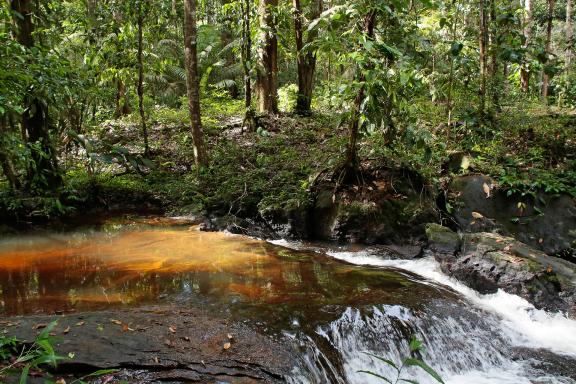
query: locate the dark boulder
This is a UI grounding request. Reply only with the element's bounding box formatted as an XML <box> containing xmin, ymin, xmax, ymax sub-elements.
<box><xmin>309</xmin><ymin>169</ymin><xmax>438</xmax><ymax>244</ymax></box>
<box><xmin>448</xmin><ymin>175</ymin><xmax>576</xmax><ymax>256</ymax></box>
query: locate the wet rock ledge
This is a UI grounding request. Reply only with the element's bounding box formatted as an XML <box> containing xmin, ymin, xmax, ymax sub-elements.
<box><xmin>426</xmin><ymin>223</ymin><xmax>576</xmax><ymax>317</ymax></box>
<box><xmin>1</xmin><ymin>306</ymin><xmax>292</xmax><ymax>383</ymax></box>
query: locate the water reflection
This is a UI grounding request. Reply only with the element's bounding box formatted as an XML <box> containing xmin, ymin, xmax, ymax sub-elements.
<box><xmin>0</xmin><ymin>226</ymin><xmax>442</xmax><ymax>316</ymax></box>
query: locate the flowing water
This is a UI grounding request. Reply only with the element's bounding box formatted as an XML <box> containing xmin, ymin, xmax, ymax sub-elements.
<box><xmin>0</xmin><ymin>217</ymin><xmax>574</xmax><ymax>383</ymax></box>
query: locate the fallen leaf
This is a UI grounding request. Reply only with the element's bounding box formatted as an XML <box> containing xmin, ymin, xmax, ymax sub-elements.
<box><xmin>503</xmin><ymin>245</ymin><xmax>511</xmax><ymax>252</ymax></box>
<box><xmin>201</xmin><ymin>360</ymin><xmax>206</xmax><ymax>367</ymax></box>
<box><xmin>539</xmin><ymin>238</ymin><xmax>543</xmax><ymax>244</ymax></box>
<box><xmin>227</xmin><ymin>333</ymin><xmax>234</xmax><ymax>340</ymax></box>
<box><xmin>63</xmin><ymin>326</ymin><xmax>70</xmax><ymax>334</ymax></box>
<box><xmin>33</xmin><ymin>323</ymin><xmax>47</xmax><ymax>330</ymax></box>
<box><xmin>122</xmin><ymin>324</ymin><xmax>135</xmax><ymax>332</ymax></box>
<box><xmin>471</xmin><ymin>211</ymin><xmax>484</xmax><ymax>219</ymax></box>
<box><xmin>55</xmin><ymin>379</ymin><xmax>66</xmax><ymax>384</ymax></box>
<box><xmin>223</xmin><ymin>342</ymin><xmax>231</xmax><ymax>350</ymax></box>
<box><xmin>110</xmin><ymin>319</ymin><xmax>122</xmax><ymax>325</ymax></box>
<box><xmin>75</xmin><ymin>321</ymin><xmax>85</xmax><ymax>326</ymax></box>
<box><xmin>181</xmin><ymin>336</ymin><xmax>190</xmax><ymax>342</ymax></box>
<box><xmin>168</xmin><ymin>326</ymin><xmax>176</xmax><ymax>333</ymax></box>
<box><xmin>547</xmin><ymin>265</ymin><xmax>553</xmax><ymax>273</ymax></box>
<box><xmin>483</xmin><ymin>183</ymin><xmax>491</xmax><ymax>198</ymax></box>
<box><xmin>153</xmin><ymin>356</ymin><xmax>159</xmax><ymax>364</ymax></box>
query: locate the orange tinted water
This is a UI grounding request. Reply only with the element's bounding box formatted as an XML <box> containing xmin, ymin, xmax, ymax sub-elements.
<box><xmin>0</xmin><ymin>222</ymin><xmax>437</xmax><ymax>316</ymax></box>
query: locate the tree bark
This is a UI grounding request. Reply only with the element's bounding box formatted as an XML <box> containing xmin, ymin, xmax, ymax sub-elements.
<box><xmin>137</xmin><ymin>2</ymin><xmax>149</xmax><ymax>156</ymax></box>
<box><xmin>567</xmin><ymin>0</ymin><xmax>573</xmax><ymax>69</ymax></box>
<box><xmin>0</xmin><ymin>117</ymin><xmax>20</xmax><ymax>191</ymax></box>
<box><xmin>542</xmin><ymin>0</ymin><xmax>556</xmax><ymax>100</ymax></box>
<box><xmin>479</xmin><ymin>0</ymin><xmax>488</xmax><ymax>117</ymax></box>
<box><xmin>520</xmin><ymin>0</ymin><xmax>532</xmax><ymax>92</ymax></box>
<box><xmin>10</xmin><ymin>0</ymin><xmax>62</xmax><ymax>191</ymax></box>
<box><xmin>341</xmin><ymin>11</ymin><xmax>376</xmax><ymax>182</ymax></box>
<box><xmin>184</xmin><ymin>0</ymin><xmax>208</xmax><ymax>167</ymax></box>
<box><xmin>293</xmin><ymin>0</ymin><xmax>322</xmax><ymax>115</ymax></box>
<box><xmin>489</xmin><ymin>0</ymin><xmax>500</xmax><ymax>110</ymax></box>
<box><xmin>114</xmin><ymin>79</ymin><xmax>131</xmax><ymax>118</ymax></box>
<box><xmin>241</xmin><ymin>0</ymin><xmax>256</xmax><ymax>131</ymax></box>
<box><xmin>256</xmin><ymin>0</ymin><xmax>278</xmax><ymax>114</ymax></box>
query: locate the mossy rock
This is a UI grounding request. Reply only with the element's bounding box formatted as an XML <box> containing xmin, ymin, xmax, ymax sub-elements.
<box><xmin>425</xmin><ymin>223</ymin><xmax>461</xmax><ymax>254</ymax></box>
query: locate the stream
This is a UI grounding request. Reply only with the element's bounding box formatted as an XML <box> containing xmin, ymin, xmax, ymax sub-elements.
<box><xmin>0</xmin><ymin>217</ymin><xmax>574</xmax><ymax>383</ymax></box>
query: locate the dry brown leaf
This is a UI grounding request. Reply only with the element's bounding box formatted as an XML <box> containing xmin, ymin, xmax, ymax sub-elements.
<box><xmin>482</xmin><ymin>183</ymin><xmax>491</xmax><ymax>198</ymax></box>
<box><xmin>55</xmin><ymin>379</ymin><xmax>66</xmax><ymax>384</ymax></box>
<box><xmin>110</xmin><ymin>319</ymin><xmax>122</xmax><ymax>325</ymax></box>
<box><xmin>63</xmin><ymin>326</ymin><xmax>70</xmax><ymax>334</ymax></box>
<box><xmin>547</xmin><ymin>265</ymin><xmax>553</xmax><ymax>273</ymax></box>
<box><xmin>168</xmin><ymin>326</ymin><xmax>176</xmax><ymax>333</ymax></box>
<box><xmin>471</xmin><ymin>211</ymin><xmax>484</xmax><ymax>219</ymax></box>
<box><xmin>227</xmin><ymin>333</ymin><xmax>234</xmax><ymax>340</ymax></box>
<box><xmin>223</xmin><ymin>342</ymin><xmax>231</xmax><ymax>350</ymax></box>
<box><xmin>503</xmin><ymin>245</ymin><xmax>511</xmax><ymax>252</ymax></box>
<box><xmin>153</xmin><ymin>356</ymin><xmax>159</xmax><ymax>364</ymax></box>
<box><xmin>75</xmin><ymin>321</ymin><xmax>85</xmax><ymax>326</ymax></box>
<box><xmin>33</xmin><ymin>323</ymin><xmax>47</xmax><ymax>330</ymax></box>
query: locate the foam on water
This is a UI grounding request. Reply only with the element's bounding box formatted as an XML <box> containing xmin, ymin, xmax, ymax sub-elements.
<box><xmin>270</xmin><ymin>240</ymin><xmax>576</xmax><ymax>384</ymax></box>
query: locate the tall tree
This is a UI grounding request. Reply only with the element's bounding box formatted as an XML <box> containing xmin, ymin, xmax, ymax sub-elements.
<box><xmin>342</xmin><ymin>11</ymin><xmax>376</xmax><ymax>181</ymax></box>
<box><xmin>293</xmin><ymin>0</ymin><xmax>322</xmax><ymax>115</ymax></box>
<box><xmin>256</xmin><ymin>0</ymin><xmax>278</xmax><ymax>114</ymax></box>
<box><xmin>479</xmin><ymin>0</ymin><xmax>488</xmax><ymax>117</ymax></box>
<box><xmin>521</xmin><ymin>0</ymin><xmax>532</xmax><ymax>92</ymax></box>
<box><xmin>241</xmin><ymin>0</ymin><xmax>256</xmax><ymax>131</ymax></box>
<box><xmin>183</xmin><ymin>0</ymin><xmax>208</xmax><ymax>167</ymax></box>
<box><xmin>137</xmin><ymin>1</ymin><xmax>150</xmax><ymax>156</ymax></box>
<box><xmin>567</xmin><ymin>0</ymin><xmax>573</xmax><ymax>69</ymax></box>
<box><xmin>542</xmin><ymin>0</ymin><xmax>556</xmax><ymax>100</ymax></box>
<box><xmin>10</xmin><ymin>0</ymin><xmax>62</xmax><ymax>191</ymax></box>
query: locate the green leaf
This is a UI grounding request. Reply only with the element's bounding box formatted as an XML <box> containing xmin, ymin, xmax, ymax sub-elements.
<box><xmin>357</xmin><ymin>370</ymin><xmax>393</xmax><ymax>383</ymax></box>
<box><xmin>403</xmin><ymin>358</ymin><xmax>445</xmax><ymax>384</ymax></box>
<box><xmin>363</xmin><ymin>352</ymin><xmax>399</xmax><ymax>371</ymax></box>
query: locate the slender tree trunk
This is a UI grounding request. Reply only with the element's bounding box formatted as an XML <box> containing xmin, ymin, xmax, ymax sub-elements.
<box><xmin>489</xmin><ymin>0</ymin><xmax>500</xmax><ymax>110</ymax></box>
<box><xmin>241</xmin><ymin>0</ymin><xmax>256</xmax><ymax>131</ymax></box>
<box><xmin>446</xmin><ymin>0</ymin><xmax>458</xmax><ymax>130</ymax></box>
<box><xmin>479</xmin><ymin>0</ymin><xmax>488</xmax><ymax>117</ymax></box>
<box><xmin>542</xmin><ymin>0</ymin><xmax>556</xmax><ymax>101</ymax></box>
<box><xmin>293</xmin><ymin>0</ymin><xmax>322</xmax><ymax>115</ymax></box>
<box><xmin>11</xmin><ymin>0</ymin><xmax>61</xmax><ymax>191</ymax></box>
<box><xmin>566</xmin><ymin>0</ymin><xmax>573</xmax><ymax>69</ymax></box>
<box><xmin>521</xmin><ymin>0</ymin><xmax>532</xmax><ymax>92</ymax></box>
<box><xmin>137</xmin><ymin>2</ymin><xmax>149</xmax><ymax>156</ymax></box>
<box><xmin>342</xmin><ymin>12</ymin><xmax>376</xmax><ymax>182</ymax></box>
<box><xmin>256</xmin><ymin>0</ymin><xmax>278</xmax><ymax>114</ymax></box>
<box><xmin>184</xmin><ymin>0</ymin><xmax>208</xmax><ymax>167</ymax></box>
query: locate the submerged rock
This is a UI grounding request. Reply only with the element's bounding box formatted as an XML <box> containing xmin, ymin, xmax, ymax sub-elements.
<box><xmin>434</xmin><ymin>232</ymin><xmax>576</xmax><ymax>315</ymax></box>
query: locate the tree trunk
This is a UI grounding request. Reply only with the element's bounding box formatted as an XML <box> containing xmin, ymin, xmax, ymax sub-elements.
<box><xmin>341</xmin><ymin>12</ymin><xmax>376</xmax><ymax>182</ymax></box>
<box><xmin>567</xmin><ymin>0</ymin><xmax>573</xmax><ymax>69</ymax></box>
<box><xmin>241</xmin><ymin>0</ymin><xmax>256</xmax><ymax>131</ymax></box>
<box><xmin>11</xmin><ymin>0</ymin><xmax>62</xmax><ymax>191</ymax></box>
<box><xmin>184</xmin><ymin>0</ymin><xmax>208</xmax><ymax>167</ymax></box>
<box><xmin>489</xmin><ymin>0</ymin><xmax>500</xmax><ymax>110</ymax></box>
<box><xmin>542</xmin><ymin>0</ymin><xmax>555</xmax><ymax>101</ymax></box>
<box><xmin>293</xmin><ymin>0</ymin><xmax>322</xmax><ymax>115</ymax></box>
<box><xmin>520</xmin><ymin>0</ymin><xmax>532</xmax><ymax>92</ymax></box>
<box><xmin>256</xmin><ymin>0</ymin><xmax>278</xmax><ymax>114</ymax></box>
<box><xmin>479</xmin><ymin>0</ymin><xmax>488</xmax><ymax>117</ymax></box>
<box><xmin>114</xmin><ymin>79</ymin><xmax>131</xmax><ymax>118</ymax></box>
<box><xmin>137</xmin><ymin>2</ymin><xmax>149</xmax><ymax>156</ymax></box>
<box><xmin>0</xmin><ymin>117</ymin><xmax>20</xmax><ymax>191</ymax></box>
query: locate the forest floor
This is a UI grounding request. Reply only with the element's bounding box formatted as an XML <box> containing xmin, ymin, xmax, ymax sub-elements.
<box><xmin>1</xmin><ymin>96</ymin><xmax>575</xmax><ymax>231</ymax></box>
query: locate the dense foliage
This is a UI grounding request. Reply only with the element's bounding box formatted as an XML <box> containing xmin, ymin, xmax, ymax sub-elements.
<box><xmin>0</xmin><ymin>0</ymin><xmax>574</xmax><ymax>219</ymax></box>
